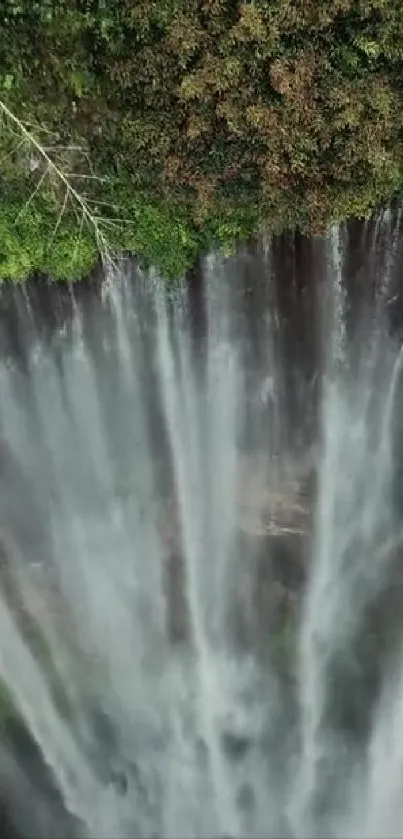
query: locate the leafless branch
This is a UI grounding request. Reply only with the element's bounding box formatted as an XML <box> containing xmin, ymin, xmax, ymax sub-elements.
<box><xmin>13</xmin><ymin>166</ymin><xmax>50</xmax><ymax>225</ymax></box>
<box><xmin>50</xmin><ymin>188</ymin><xmax>70</xmax><ymax>243</ymax></box>
<box><xmin>0</xmin><ymin>98</ymin><xmax>123</xmax><ymax>271</ymax></box>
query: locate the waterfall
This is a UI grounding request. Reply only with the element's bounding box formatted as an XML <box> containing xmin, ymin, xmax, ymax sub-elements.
<box><xmin>0</xmin><ymin>222</ymin><xmax>402</xmax><ymax>837</ymax></box>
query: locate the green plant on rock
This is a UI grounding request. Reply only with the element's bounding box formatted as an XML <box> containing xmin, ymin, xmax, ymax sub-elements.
<box><xmin>0</xmin><ymin>678</ymin><xmax>19</xmax><ymax>727</ymax></box>
<box><xmin>271</xmin><ymin>611</ymin><xmax>298</xmax><ymax>681</ymax></box>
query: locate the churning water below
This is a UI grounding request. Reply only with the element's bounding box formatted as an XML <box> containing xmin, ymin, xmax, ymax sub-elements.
<box><xmin>1</xmin><ymin>220</ymin><xmax>403</xmax><ymax>838</ymax></box>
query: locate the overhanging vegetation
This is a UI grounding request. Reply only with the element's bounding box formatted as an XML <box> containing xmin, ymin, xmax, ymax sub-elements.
<box><xmin>1</xmin><ymin>0</ymin><xmax>403</xmax><ymax>280</ymax></box>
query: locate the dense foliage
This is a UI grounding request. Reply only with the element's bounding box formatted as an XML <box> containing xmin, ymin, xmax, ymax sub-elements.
<box><xmin>1</xmin><ymin>0</ymin><xmax>403</xmax><ymax>279</ymax></box>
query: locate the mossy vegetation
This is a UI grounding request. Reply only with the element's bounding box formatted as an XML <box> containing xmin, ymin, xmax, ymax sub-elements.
<box><xmin>1</xmin><ymin>0</ymin><xmax>403</xmax><ymax>280</ymax></box>
<box><xmin>0</xmin><ymin>678</ymin><xmax>19</xmax><ymax>726</ymax></box>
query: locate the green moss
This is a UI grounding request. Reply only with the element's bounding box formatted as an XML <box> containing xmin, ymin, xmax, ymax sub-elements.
<box><xmin>0</xmin><ymin>678</ymin><xmax>19</xmax><ymax>726</ymax></box>
<box><xmin>270</xmin><ymin>611</ymin><xmax>298</xmax><ymax>682</ymax></box>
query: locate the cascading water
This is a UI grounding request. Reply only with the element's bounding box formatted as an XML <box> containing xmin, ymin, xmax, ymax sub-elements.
<box><xmin>0</xmin><ymin>220</ymin><xmax>403</xmax><ymax>838</ymax></box>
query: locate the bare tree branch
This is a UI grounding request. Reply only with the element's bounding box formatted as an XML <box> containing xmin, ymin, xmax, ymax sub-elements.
<box><xmin>50</xmin><ymin>188</ymin><xmax>70</xmax><ymax>243</ymax></box>
<box><xmin>0</xmin><ymin>99</ymin><xmax>125</xmax><ymax>271</ymax></box>
<box><xmin>14</xmin><ymin>166</ymin><xmax>50</xmax><ymax>225</ymax></box>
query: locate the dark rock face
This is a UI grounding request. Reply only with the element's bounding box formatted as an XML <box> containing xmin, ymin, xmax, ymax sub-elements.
<box><xmin>164</xmin><ymin>549</ymin><xmax>189</xmax><ymax>643</ymax></box>
<box><xmin>156</xmin><ymin>449</ymin><xmax>315</xmax><ymax>660</ymax></box>
<box><xmin>0</xmin><ymin>717</ymin><xmax>85</xmax><ymax>839</ymax></box>
<box><xmin>220</xmin><ymin>730</ymin><xmax>252</xmax><ymax>761</ymax></box>
<box><xmin>325</xmin><ymin>543</ymin><xmax>403</xmax><ymax>747</ymax></box>
<box><xmin>0</xmin><ymin>806</ymin><xmax>22</xmax><ymax>839</ymax></box>
<box><xmin>226</xmin><ymin>451</ymin><xmax>315</xmax><ymax>656</ymax></box>
<box><xmin>0</xmin><ymin>438</ymin><xmax>50</xmax><ymax>566</ymax></box>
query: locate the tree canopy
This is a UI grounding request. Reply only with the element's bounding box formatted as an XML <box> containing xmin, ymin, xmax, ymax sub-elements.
<box><xmin>1</xmin><ymin>0</ymin><xmax>403</xmax><ymax>279</ymax></box>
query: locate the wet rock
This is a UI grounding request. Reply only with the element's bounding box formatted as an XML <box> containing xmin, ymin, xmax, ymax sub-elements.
<box><xmin>109</xmin><ymin>769</ymin><xmax>128</xmax><ymax>795</ymax></box>
<box><xmin>156</xmin><ymin>499</ymin><xmax>191</xmax><ymax>643</ymax></box>
<box><xmin>0</xmin><ymin>439</ymin><xmax>50</xmax><ymax>566</ymax></box>
<box><xmin>0</xmin><ymin>716</ymin><xmax>85</xmax><ymax>839</ymax></box>
<box><xmin>85</xmin><ymin>704</ymin><xmax>118</xmax><ymax>754</ymax></box>
<box><xmin>230</xmin><ymin>451</ymin><xmax>316</xmax><ymax>652</ymax></box>
<box><xmin>225</xmin><ymin>515</ymin><xmax>304</xmax><ymax>655</ymax></box>
<box><xmin>156</xmin><ymin>451</ymin><xmax>316</xmax><ymax>654</ymax></box>
<box><xmin>221</xmin><ymin>729</ymin><xmax>252</xmax><ymax>761</ymax></box>
<box><xmin>236</xmin><ymin>782</ymin><xmax>255</xmax><ymax>813</ymax></box>
<box><xmin>163</xmin><ymin>550</ymin><xmax>189</xmax><ymax>644</ymax></box>
<box><xmin>156</xmin><ymin>498</ymin><xmax>181</xmax><ymax>556</ymax></box>
<box><xmin>237</xmin><ymin>458</ymin><xmax>313</xmax><ymax>544</ymax></box>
